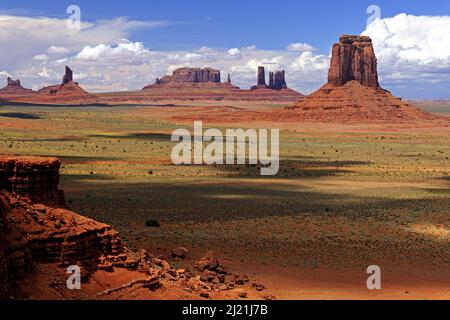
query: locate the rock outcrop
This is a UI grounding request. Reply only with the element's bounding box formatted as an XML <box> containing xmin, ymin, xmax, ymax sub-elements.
<box><xmin>270</xmin><ymin>71</ymin><xmax>287</xmax><ymax>90</ymax></box>
<box><xmin>0</xmin><ymin>157</ymin><xmax>65</xmax><ymax>206</ymax></box>
<box><xmin>257</xmin><ymin>66</ymin><xmax>266</xmax><ymax>86</ymax></box>
<box><xmin>7</xmin><ymin>78</ymin><xmax>21</xmax><ymax>87</ymax></box>
<box><xmin>0</xmin><ymin>156</ymin><xmax>265</xmax><ymax>300</ymax></box>
<box><xmin>0</xmin><ymin>77</ymin><xmax>33</xmax><ymax>94</ymax></box>
<box><xmin>0</xmin><ymin>67</ymin><xmax>95</xmax><ymax>105</ymax></box>
<box><xmin>0</xmin><ymin>189</ymin><xmax>131</xmax><ymax>298</ymax></box>
<box><xmin>327</xmin><ymin>35</ymin><xmax>379</xmax><ymax>88</ymax></box>
<box><xmin>252</xmin><ymin>67</ymin><xmax>289</xmax><ymax>91</ymax></box>
<box><xmin>37</xmin><ymin>66</ymin><xmax>89</xmax><ymax>99</ymax></box>
<box><xmin>62</xmin><ymin>66</ymin><xmax>73</xmax><ymax>85</ymax></box>
<box><xmin>288</xmin><ymin>34</ymin><xmax>437</xmax><ymax>122</ymax></box>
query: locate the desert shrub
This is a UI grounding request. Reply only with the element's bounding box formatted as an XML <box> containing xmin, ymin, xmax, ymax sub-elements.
<box><xmin>145</xmin><ymin>219</ymin><xmax>160</xmax><ymax>227</ymax></box>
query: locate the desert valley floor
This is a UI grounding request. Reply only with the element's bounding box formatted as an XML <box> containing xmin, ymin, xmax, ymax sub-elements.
<box><xmin>0</xmin><ymin>100</ymin><xmax>449</xmax><ymax>299</ymax></box>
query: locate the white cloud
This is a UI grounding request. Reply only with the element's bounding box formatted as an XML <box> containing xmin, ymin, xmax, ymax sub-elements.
<box><xmin>287</xmin><ymin>43</ymin><xmax>315</xmax><ymax>52</ymax></box>
<box><xmin>362</xmin><ymin>13</ymin><xmax>450</xmax><ymax>93</ymax></box>
<box><xmin>228</xmin><ymin>48</ymin><xmax>241</xmax><ymax>56</ymax></box>
<box><xmin>47</xmin><ymin>46</ymin><xmax>70</xmax><ymax>54</ymax></box>
<box><xmin>38</xmin><ymin>66</ymin><xmax>51</xmax><ymax>78</ymax></box>
<box><xmin>76</xmin><ymin>41</ymin><xmax>150</xmax><ymax>63</ymax></box>
<box><xmin>33</xmin><ymin>54</ymin><xmax>49</xmax><ymax>61</ymax></box>
<box><xmin>0</xmin><ymin>14</ymin><xmax>168</xmax><ymax>69</ymax></box>
<box><xmin>0</xmin><ymin>71</ymin><xmax>11</xmax><ymax>77</ymax></box>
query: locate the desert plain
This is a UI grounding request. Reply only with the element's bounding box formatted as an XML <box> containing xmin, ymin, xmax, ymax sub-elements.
<box><xmin>0</xmin><ymin>99</ymin><xmax>449</xmax><ymax>299</ymax></box>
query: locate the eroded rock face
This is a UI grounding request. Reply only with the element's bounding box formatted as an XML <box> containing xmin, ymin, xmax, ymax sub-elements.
<box><xmin>0</xmin><ymin>157</ymin><xmax>65</xmax><ymax>206</ymax></box>
<box><xmin>270</xmin><ymin>71</ymin><xmax>287</xmax><ymax>90</ymax></box>
<box><xmin>62</xmin><ymin>65</ymin><xmax>73</xmax><ymax>85</ymax></box>
<box><xmin>257</xmin><ymin>66</ymin><xmax>266</xmax><ymax>86</ymax></box>
<box><xmin>7</xmin><ymin>78</ymin><xmax>21</xmax><ymax>87</ymax></box>
<box><xmin>269</xmin><ymin>72</ymin><xmax>274</xmax><ymax>88</ymax></box>
<box><xmin>288</xmin><ymin>34</ymin><xmax>437</xmax><ymax>122</ymax></box>
<box><xmin>327</xmin><ymin>35</ymin><xmax>379</xmax><ymax>88</ymax></box>
<box><xmin>154</xmin><ymin>67</ymin><xmax>221</xmax><ymax>84</ymax></box>
<box><xmin>0</xmin><ymin>190</ymin><xmax>127</xmax><ymax>297</ymax></box>
<box><xmin>0</xmin><ymin>78</ymin><xmax>33</xmax><ymax>94</ymax></box>
<box><xmin>2</xmin><ymin>192</ymin><xmax>123</xmax><ymax>264</ymax></box>
<box><xmin>253</xmin><ymin>67</ymin><xmax>289</xmax><ymax>91</ymax></box>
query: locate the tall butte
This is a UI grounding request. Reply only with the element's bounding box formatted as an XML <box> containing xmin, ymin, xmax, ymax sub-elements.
<box><xmin>328</xmin><ymin>35</ymin><xmax>379</xmax><ymax>88</ymax></box>
<box><xmin>288</xmin><ymin>35</ymin><xmax>437</xmax><ymax>122</ymax></box>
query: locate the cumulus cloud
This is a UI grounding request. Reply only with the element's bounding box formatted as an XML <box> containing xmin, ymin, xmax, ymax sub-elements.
<box><xmin>287</xmin><ymin>43</ymin><xmax>315</xmax><ymax>52</ymax></box>
<box><xmin>33</xmin><ymin>54</ymin><xmax>49</xmax><ymax>61</ymax></box>
<box><xmin>0</xmin><ymin>14</ymin><xmax>168</xmax><ymax>69</ymax></box>
<box><xmin>362</xmin><ymin>13</ymin><xmax>450</xmax><ymax>96</ymax></box>
<box><xmin>227</xmin><ymin>48</ymin><xmax>241</xmax><ymax>56</ymax></box>
<box><xmin>75</xmin><ymin>41</ymin><xmax>151</xmax><ymax>63</ymax></box>
<box><xmin>47</xmin><ymin>46</ymin><xmax>70</xmax><ymax>54</ymax></box>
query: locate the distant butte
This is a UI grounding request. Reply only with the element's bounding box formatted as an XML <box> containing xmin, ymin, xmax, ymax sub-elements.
<box><xmin>37</xmin><ymin>65</ymin><xmax>89</xmax><ymax>97</ymax></box>
<box><xmin>141</xmin><ymin>66</ymin><xmax>302</xmax><ymax>102</ymax></box>
<box><xmin>287</xmin><ymin>35</ymin><xmax>437</xmax><ymax>122</ymax></box>
<box><xmin>0</xmin><ymin>77</ymin><xmax>33</xmax><ymax>95</ymax></box>
<box><xmin>62</xmin><ymin>65</ymin><xmax>74</xmax><ymax>85</ymax></box>
<box><xmin>251</xmin><ymin>67</ymin><xmax>289</xmax><ymax>91</ymax></box>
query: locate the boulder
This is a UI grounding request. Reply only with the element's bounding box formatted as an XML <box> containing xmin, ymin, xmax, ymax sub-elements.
<box><xmin>195</xmin><ymin>250</ymin><xmax>219</xmax><ymax>271</ymax></box>
<box><xmin>171</xmin><ymin>246</ymin><xmax>188</xmax><ymax>259</ymax></box>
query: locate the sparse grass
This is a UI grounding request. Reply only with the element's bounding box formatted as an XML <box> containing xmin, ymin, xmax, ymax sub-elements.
<box><xmin>145</xmin><ymin>218</ymin><xmax>161</xmax><ymax>228</ymax></box>
<box><xmin>0</xmin><ymin>104</ymin><xmax>448</xmax><ymax>277</ymax></box>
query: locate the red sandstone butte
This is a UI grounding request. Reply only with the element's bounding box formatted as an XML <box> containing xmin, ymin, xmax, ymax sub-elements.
<box><xmin>153</xmin><ymin>67</ymin><xmax>221</xmax><ymax>85</ymax></box>
<box><xmin>0</xmin><ymin>78</ymin><xmax>33</xmax><ymax>95</ymax></box>
<box><xmin>288</xmin><ymin>35</ymin><xmax>438</xmax><ymax>122</ymax></box>
<box><xmin>328</xmin><ymin>35</ymin><xmax>379</xmax><ymax>88</ymax></box>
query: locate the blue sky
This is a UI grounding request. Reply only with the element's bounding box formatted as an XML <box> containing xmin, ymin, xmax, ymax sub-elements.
<box><xmin>1</xmin><ymin>0</ymin><xmax>450</xmax><ymax>98</ymax></box>
<box><xmin>3</xmin><ymin>0</ymin><xmax>450</xmax><ymax>51</ymax></box>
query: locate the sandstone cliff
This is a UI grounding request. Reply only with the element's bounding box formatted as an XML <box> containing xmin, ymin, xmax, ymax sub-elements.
<box><xmin>0</xmin><ymin>156</ymin><xmax>65</xmax><ymax>206</ymax></box>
